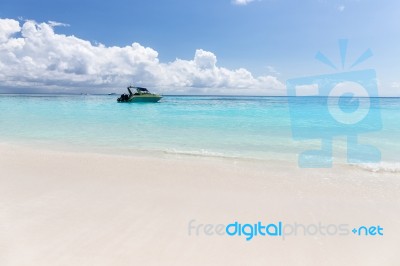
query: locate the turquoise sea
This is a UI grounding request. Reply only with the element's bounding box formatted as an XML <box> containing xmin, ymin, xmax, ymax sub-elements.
<box><xmin>0</xmin><ymin>94</ymin><xmax>399</xmax><ymax>169</ymax></box>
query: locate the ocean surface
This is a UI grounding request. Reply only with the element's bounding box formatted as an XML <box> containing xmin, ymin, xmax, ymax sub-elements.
<box><xmin>0</xmin><ymin>94</ymin><xmax>399</xmax><ymax>169</ymax></box>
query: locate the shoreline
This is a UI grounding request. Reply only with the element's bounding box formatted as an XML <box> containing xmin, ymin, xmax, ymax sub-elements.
<box><xmin>0</xmin><ymin>138</ymin><xmax>296</xmax><ymax>165</ymax></box>
<box><xmin>1</xmin><ymin>139</ymin><xmax>399</xmax><ymax>173</ymax></box>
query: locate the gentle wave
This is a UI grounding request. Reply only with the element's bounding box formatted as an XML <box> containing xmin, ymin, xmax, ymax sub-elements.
<box><xmin>353</xmin><ymin>162</ymin><xmax>400</xmax><ymax>173</ymax></box>
<box><xmin>164</xmin><ymin>148</ymin><xmax>237</xmax><ymax>158</ymax></box>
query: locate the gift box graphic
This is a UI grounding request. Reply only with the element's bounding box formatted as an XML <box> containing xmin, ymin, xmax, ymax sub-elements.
<box><xmin>286</xmin><ymin>40</ymin><xmax>382</xmax><ymax>168</ymax></box>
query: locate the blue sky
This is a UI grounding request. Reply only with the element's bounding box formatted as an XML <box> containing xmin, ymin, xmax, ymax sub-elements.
<box><xmin>0</xmin><ymin>0</ymin><xmax>399</xmax><ymax>95</ymax></box>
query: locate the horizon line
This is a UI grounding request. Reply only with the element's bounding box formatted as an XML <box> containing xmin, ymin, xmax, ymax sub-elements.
<box><xmin>0</xmin><ymin>92</ymin><xmax>399</xmax><ymax>98</ymax></box>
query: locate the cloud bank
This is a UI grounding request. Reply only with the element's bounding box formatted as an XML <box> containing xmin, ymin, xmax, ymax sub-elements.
<box><xmin>0</xmin><ymin>18</ymin><xmax>284</xmax><ymax>94</ymax></box>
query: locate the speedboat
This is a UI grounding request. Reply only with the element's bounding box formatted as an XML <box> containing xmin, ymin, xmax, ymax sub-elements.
<box><xmin>117</xmin><ymin>86</ymin><xmax>162</xmax><ymax>103</ymax></box>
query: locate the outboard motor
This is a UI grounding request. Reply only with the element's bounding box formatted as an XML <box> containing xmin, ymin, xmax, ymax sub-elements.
<box><xmin>117</xmin><ymin>94</ymin><xmax>123</xmax><ymax>102</ymax></box>
<box><xmin>117</xmin><ymin>88</ymin><xmax>133</xmax><ymax>102</ymax></box>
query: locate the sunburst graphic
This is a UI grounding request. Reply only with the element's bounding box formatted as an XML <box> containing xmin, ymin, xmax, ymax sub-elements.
<box><xmin>315</xmin><ymin>39</ymin><xmax>373</xmax><ymax>70</ymax></box>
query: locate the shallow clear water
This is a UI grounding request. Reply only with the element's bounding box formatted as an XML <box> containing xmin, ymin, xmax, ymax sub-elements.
<box><xmin>0</xmin><ymin>94</ymin><xmax>399</xmax><ymax>165</ymax></box>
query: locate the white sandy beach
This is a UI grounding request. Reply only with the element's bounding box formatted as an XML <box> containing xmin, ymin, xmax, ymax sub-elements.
<box><xmin>0</xmin><ymin>143</ymin><xmax>399</xmax><ymax>266</ymax></box>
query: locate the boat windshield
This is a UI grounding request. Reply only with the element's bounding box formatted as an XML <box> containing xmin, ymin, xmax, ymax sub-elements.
<box><xmin>136</xmin><ymin>87</ymin><xmax>150</xmax><ymax>94</ymax></box>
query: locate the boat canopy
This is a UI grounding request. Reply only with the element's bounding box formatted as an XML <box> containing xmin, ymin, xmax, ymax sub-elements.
<box><xmin>127</xmin><ymin>86</ymin><xmax>150</xmax><ymax>94</ymax></box>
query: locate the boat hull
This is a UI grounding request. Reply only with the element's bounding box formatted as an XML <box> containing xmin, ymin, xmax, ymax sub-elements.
<box><xmin>127</xmin><ymin>95</ymin><xmax>162</xmax><ymax>103</ymax></box>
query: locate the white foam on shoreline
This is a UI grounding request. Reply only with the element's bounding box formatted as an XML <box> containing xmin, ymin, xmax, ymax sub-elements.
<box><xmin>352</xmin><ymin>162</ymin><xmax>400</xmax><ymax>173</ymax></box>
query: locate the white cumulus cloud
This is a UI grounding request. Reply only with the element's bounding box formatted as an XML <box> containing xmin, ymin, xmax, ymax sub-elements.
<box><xmin>0</xmin><ymin>18</ymin><xmax>21</xmax><ymax>42</ymax></box>
<box><xmin>0</xmin><ymin>18</ymin><xmax>284</xmax><ymax>95</ymax></box>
